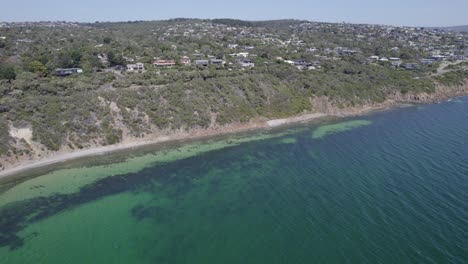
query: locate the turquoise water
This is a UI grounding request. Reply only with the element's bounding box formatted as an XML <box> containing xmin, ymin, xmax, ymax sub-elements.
<box><xmin>1</xmin><ymin>98</ymin><xmax>468</xmax><ymax>263</ymax></box>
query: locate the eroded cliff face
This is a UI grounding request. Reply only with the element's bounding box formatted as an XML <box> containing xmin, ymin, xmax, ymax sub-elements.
<box><xmin>1</xmin><ymin>79</ymin><xmax>467</xmax><ymax>172</ymax></box>
<box><xmin>310</xmin><ymin>80</ymin><xmax>468</xmax><ymax>115</ymax></box>
<box><xmin>387</xmin><ymin>80</ymin><xmax>468</xmax><ymax>103</ymax></box>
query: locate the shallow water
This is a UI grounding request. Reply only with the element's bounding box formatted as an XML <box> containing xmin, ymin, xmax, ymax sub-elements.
<box><xmin>1</xmin><ymin>98</ymin><xmax>467</xmax><ymax>263</ymax></box>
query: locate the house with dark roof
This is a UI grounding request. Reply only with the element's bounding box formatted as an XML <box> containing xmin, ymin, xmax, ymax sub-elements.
<box><xmin>236</xmin><ymin>59</ymin><xmax>255</xmax><ymax>67</ymax></box>
<box><xmin>194</xmin><ymin>60</ymin><xmax>209</xmax><ymax>68</ymax></box>
<box><xmin>210</xmin><ymin>59</ymin><xmax>226</xmax><ymax>67</ymax></box>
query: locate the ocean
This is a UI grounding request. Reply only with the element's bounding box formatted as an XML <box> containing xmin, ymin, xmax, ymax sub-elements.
<box><xmin>0</xmin><ymin>98</ymin><xmax>467</xmax><ymax>263</ymax></box>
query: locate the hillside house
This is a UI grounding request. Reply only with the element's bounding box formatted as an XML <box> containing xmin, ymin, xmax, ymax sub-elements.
<box><xmin>180</xmin><ymin>56</ymin><xmax>191</xmax><ymax>65</ymax></box>
<box><xmin>194</xmin><ymin>60</ymin><xmax>209</xmax><ymax>68</ymax></box>
<box><xmin>402</xmin><ymin>63</ymin><xmax>420</xmax><ymax>70</ymax></box>
<box><xmin>55</xmin><ymin>68</ymin><xmax>83</xmax><ymax>77</ymax></box>
<box><xmin>389</xmin><ymin>57</ymin><xmax>402</xmax><ymax>67</ymax></box>
<box><xmin>210</xmin><ymin>59</ymin><xmax>226</xmax><ymax>67</ymax></box>
<box><xmin>431</xmin><ymin>55</ymin><xmax>446</xmax><ymax>62</ymax></box>
<box><xmin>153</xmin><ymin>60</ymin><xmax>176</xmax><ymax>67</ymax></box>
<box><xmin>421</xmin><ymin>58</ymin><xmax>435</xmax><ymax>65</ymax></box>
<box><xmin>236</xmin><ymin>52</ymin><xmax>249</xmax><ymax>58</ymax></box>
<box><xmin>126</xmin><ymin>63</ymin><xmax>145</xmax><ymax>72</ymax></box>
<box><xmin>236</xmin><ymin>59</ymin><xmax>255</xmax><ymax>67</ymax></box>
<box><xmin>294</xmin><ymin>60</ymin><xmax>315</xmax><ymax>70</ymax></box>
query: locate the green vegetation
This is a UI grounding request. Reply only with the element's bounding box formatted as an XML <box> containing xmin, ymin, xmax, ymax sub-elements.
<box><xmin>0</xmin><ymin>63</ymin><xmax>16</xmax><ymax>80</ymax></box>
<box><xmin>0</xmin><ymin>19</ymin><xmax>465</xmax><ymax>159</ymax></box>
<box><xmin>436</xmin><ymin>70</ymin><xmax>468</xmax><ymax>86</ymax></box>
<box><xmin>0</xmin><ymin>117</ymin><xmax>11</xmax><ymax>155</ymax></box>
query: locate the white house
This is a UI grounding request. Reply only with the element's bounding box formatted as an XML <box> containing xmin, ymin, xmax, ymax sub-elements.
<box><xmin>236</xmin><ymin>59</ymin><xmax>254</xmax><ymax>67</ymax></box>
<box><xmin>236</xmin><ymin>52</ymin><xmax>249</xmax><ymax>58</ymax></box>
<box><xmin>126</xmin><ymin>63</ymin><xmax>145</xmax><ymax>72</ymax></box>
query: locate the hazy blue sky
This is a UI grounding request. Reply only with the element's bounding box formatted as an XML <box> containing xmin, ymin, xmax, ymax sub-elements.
<box><xmin>2</xmin><ymin>0</ymin><xmax>468</xmax><ymax>27</ymax></box>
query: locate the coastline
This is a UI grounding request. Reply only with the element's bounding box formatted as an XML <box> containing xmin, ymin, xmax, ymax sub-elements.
<box><xmin>0</xmin><ymin>112</ymin><xmax>334</xmax><ymax>179</ymax></box>
<box><xmin>1</xmin><ymin>83</ymin><xmax>467</xmax><ymax>179</ymax></box>
<box><xmin>0</xmin><ymin>107</ymin><xmax>380</xmax><ymax>179</ymax></box>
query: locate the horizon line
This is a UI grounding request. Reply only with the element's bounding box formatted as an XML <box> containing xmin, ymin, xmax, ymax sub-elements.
<box><xmin>1</xmin><ymin>18</ymin><xmax>467</xmax><ymax>29</ymax></box>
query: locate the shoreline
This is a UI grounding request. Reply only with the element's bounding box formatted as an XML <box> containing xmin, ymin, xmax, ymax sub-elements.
<box><xmin>0</xmin><ymin>88</ymin><xmax>465</xmax><ymax>179</ymax></box>
<box><xmin>0</xmin><ymin>112</ymin><xmax>335</xmax><ymax>179</ymax></box>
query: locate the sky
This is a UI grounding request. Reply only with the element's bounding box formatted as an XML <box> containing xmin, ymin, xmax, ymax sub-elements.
<box><xmin>2</xmin><ymin>0</ymin><xmax>468</xmax><ymax>27</ymax></box>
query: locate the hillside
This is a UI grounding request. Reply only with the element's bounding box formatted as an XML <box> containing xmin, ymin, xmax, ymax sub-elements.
<box><xmin>0</xmin><ymin>19</ymin><xmax>467</xmax><ymax>170</ymax></box>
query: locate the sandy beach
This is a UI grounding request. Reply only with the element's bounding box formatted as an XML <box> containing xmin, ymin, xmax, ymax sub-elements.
<box><xmin>0</xmin><ymin>111</ymin><xmax>339</xmax><ymax>179</ymax></box>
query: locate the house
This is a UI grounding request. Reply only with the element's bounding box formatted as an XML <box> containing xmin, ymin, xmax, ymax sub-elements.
<box><xmin>236</xmin><ymin>52</ymin><xmax>249</xmax><ymax>58</ymax></box>
<box><xmin>389</xmin><ymin>57</ymin><xmax>402</xmax><ymax>67</ymax></box>
<box><xmin>451</xmin><ymin>55</ymin><xmax>465</xmax><ymax>61</ymax></box>
<box><xmin>431</xmin><ymin>55</ymin><xmax>446</xmax><ymax>62</ymax></box>
<box><xmin>126</xmin><ymin>63</ymin><xmax>145</xmax><ymax>72</ymax></box>
<box><xmin>378</xmin><ymin>57</ymin><xmax>389</xmax><ymax>62</ymax></box>
<box><xmin>55</xmin><ymin>68</ymin><xmax>83</xmax><ymax>77</ymax></box>
<box><xmin>228</xmin><ymin>44</ymin><xmax>239</xmax><ymax>49</ymax></box>
<box><xmin>180</xmin><ymin>56</ymin><xmax>191</xmax><ymax>65</ymax></box>
<box><xmin>210</xmin><ymin>59</ymin><xmax>226</xmax><ymax>67</ymax></box>
<box><xmin>153</xmin><ymin>60</ymin><xmax>176</xmax><ymax>67</ymax></box>
<box><xmin>293</xmin><ymin>60</ymin><xmax>309</xmax><ymax>66</ymax></box>
<box><xmin>293</xmin><ymin>60</ymin><xmax>313</xmax><ymax>70</ymax></box>
<box><xmin>401</xmin><ymin>63</ymin><xmax>420</xmax><ymax>70</ymax></box>
<box><xmin>420</xmin><ymin>58</ymin><xmax>435</xmax><ymax>65</ymax></box>
<box><xmin>236</xmin><ymin>59</ymin><xmax>255</xmax><ymax>67</ymax></box>
<box><xmin>194</xmin><ymin>60</ymin><xmax>209</xmax><ymax>68</ymax></box>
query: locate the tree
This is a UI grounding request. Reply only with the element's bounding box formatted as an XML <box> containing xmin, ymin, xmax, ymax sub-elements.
<box><xmin>108</xmin><ymin>51</ymin><xmax>126</xmax><ymax>66</ymax></box>
<box><xmin>103</xmin><ymin>37</ymin><xmax>112</xmax><ymax>44</ymax></box>
<box><xmin>27</xmin><ymin>61</ymin><xmax>48</xmax><ymax>76</ymax></box>
<box><xmin>56</xmin><ymin>53</ymin><xmax>74</xmax><ymax>68</ymax></box>
<box><xmin>0</xmin><ymin>63</ymin><xmax>16</xmax><ymax>80</ymax></box>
